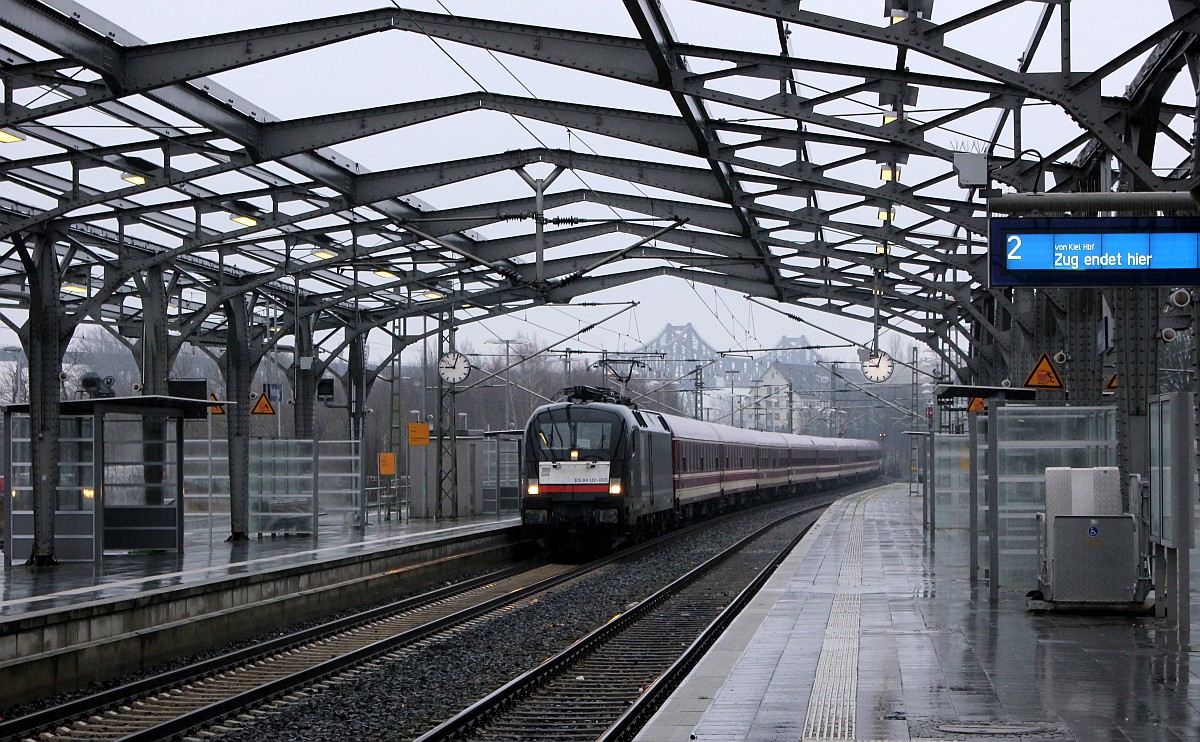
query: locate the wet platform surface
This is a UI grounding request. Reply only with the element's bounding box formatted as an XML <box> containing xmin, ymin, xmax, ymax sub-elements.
<box><xmin>638</xmin><ymin>484</ymin><xmax>1199</xmax><ymax>741</ymax></box>
<box><xmin>1</xmin><ymin>510</ymin><xmax>519</xmax><ymax>618</ymax></box>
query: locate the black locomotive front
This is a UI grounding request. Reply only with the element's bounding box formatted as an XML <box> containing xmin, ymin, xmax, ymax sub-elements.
<box><xmin>521</xmin><ymin>400</ymin><xmax>632</xmax><ymax>544</ymax></box>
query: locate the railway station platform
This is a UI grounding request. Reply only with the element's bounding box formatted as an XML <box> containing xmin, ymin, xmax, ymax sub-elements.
<box><xmin>1</xmin><ymin>510</ymin><xmax>520</xmax><ymax>616</ymax></box>
<box><xmin>0</xmin><ymin>509</ymin><xmax>522</xmax><ymax>706</ymax></box>
<box><xmin>637</xmin><ymin>484</ymin><xmax>1200</xmax><ymax>742</ymax></box>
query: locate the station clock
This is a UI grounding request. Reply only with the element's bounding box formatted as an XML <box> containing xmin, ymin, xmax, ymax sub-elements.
<box><xmin>860</xmin><ymin>351</ymin><xmax>895</xmax><ymax>383</ymax></box>
<box><xmin>437</xmin><ymin>351</ymin><xmax>471</xmax><ymax>384</ymax></box>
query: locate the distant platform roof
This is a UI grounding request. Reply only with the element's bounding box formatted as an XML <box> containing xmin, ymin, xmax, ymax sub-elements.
<box><xmin>3</xmin><ymin>395</ymin><xmax>230</xmax><ymax>416</ymax></box>
<box><xmin>934</xmin><ymin>384</ymin><xmax>1038</xmax><ymax>401</ymax></box>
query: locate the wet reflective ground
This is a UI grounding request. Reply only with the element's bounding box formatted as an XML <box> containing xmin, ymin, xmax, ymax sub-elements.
<box><xmin>1</xmin><ymin>512</ymin><xmax>518</xmax><ymax>617</ymax></box>
<box><xmin>641</xmin><ymin>485</ymin><xmax>1198</xmax><ymax>741</ymax></box>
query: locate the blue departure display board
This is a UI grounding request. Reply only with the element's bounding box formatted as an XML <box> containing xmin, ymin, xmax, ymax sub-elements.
<box><xmin>989</xmin><ymin>216</ymin><xmax>1200</xmax><ymax>287</ymax></box>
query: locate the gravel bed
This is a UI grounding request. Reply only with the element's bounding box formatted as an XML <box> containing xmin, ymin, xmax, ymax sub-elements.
<box><xmin>219</xmin><ymin>497</ymin><xmax>830</xmax><ymax>742</ymax></box>
<box><xmin>0</xmin><ymin>563</ymin><xmax>520</xmax><ymax>722</ymax></box>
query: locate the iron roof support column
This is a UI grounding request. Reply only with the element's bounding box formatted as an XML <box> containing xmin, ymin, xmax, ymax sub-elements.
<box><xmin>19</xmin><ymin>230</ymin><xmax>68</xmax><ymax>565</ymax></box>
<box><xmin>1063</xmin><ymin>289</ymin><xmax>1104</xmax><ymax>405</ymax></box>
<box><xmin>1113</xmin><ymin>286</ymin><xmax>1158</xmax><ymax>502</ymax></box>
<box><xmin>222</xmin><ymin>296</ymin><xmax>253</xmax><ymax>541</ymax></box>
<box><xmin>293</xmin><ymin>315</ymin><xmax>316</xmax><ymax>439</ymax></box>
<box><xmin>136</xmin><ymin>266</ymin><xmax>171</xmax><ymax>505</ymax></box>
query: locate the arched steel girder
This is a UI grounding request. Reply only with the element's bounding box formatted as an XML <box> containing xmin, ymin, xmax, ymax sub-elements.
<box><xmin>1</xmin><ymin>0</ymin><xmax>1196</xmax><ymax>374</ymax></box>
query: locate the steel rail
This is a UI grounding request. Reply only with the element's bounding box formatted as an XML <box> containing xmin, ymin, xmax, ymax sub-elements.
<box><xmin>413</xmin><ymin>502</ymin><xmax>825</xmax><ymax>741</ymax></box>
<box><xmin>0</xmin><ymin>562</ymin><xmax>536</xmax><ymax>741</ymax></box>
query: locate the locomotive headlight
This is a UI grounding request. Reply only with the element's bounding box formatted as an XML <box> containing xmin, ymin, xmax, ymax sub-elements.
<box><xmin>527</xmin><ymin>483</ymin><xmax>539</xmax><ymax>495</ymax></box>
<box><xmin>609</xmin><ymin>481</ymin><xmax>622</xmax><ymax>495</ymax></box>
<box><xmin>570</xmin><ymin>449</ymin><xmax>579</xmax><ymax>460</ymax></box>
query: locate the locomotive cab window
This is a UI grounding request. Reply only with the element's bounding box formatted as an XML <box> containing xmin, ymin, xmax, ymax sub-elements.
<box><xmin>529</xmin><ymin>406</ymin><xmax>624</xmax><ymax>462</ymax></box>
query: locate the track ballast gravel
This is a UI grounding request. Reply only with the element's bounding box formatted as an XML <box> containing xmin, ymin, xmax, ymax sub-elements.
<box><xmin>218</xmin><ymin>497</ymin><xmax>832</xmax><ymax>742</ymax></box>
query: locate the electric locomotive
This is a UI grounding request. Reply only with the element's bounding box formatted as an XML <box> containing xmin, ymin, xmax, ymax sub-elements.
<box><xmin>521</xmin><ymin>387</ymin><xmax>675</xmax><ymax>547</ymax></box>
<box><xmin>521</xmin><ymin>386</ymin><xmax>881</xmax><ymax>548</ymax></box>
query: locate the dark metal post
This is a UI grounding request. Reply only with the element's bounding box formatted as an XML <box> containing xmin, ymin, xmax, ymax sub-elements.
<box><xmin>987</xmin><ymin>399</ymin><xmax>1003</xmax><ymax>603</ymax></box>
<box><xmin>93</xmin><ymin>408</ymin><xmax>104</xmax><ymax>567</ymax></box>
<box><xmin>968</xmin><ymin>410</ymin><xmax>979</xmax><ymax>582</ymax></box>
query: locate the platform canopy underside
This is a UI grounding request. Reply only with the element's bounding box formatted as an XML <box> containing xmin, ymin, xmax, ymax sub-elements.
<box><xmin>1</xmin><ymin>0</ymin><xmax>1196</xmax><ymax>373</ymax></box>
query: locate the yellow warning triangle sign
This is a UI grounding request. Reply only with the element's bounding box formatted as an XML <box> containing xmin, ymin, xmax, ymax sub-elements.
<box><xmin>251</xmin><ymin>394</ymin><xmax>276</xmax><ymax>415</ymax></box>
<box><xmin>967</xmin><ymin>397</ymin><xmax>987</xmax><ymax>412</ymax></box>
<box><xmin>209</xmin><ymin>393</ymin><xmax>225</xmax><ymax>415</ymax></box>
<box><xmin>1106</xmin><ymin>373</ymin><xmax>1118</xmax><ymax>390</ymax></box>
<box><xmin>1024</xmin><ymin>353</ymin><xmax>1064</xmax><ymax>390</ymax></box>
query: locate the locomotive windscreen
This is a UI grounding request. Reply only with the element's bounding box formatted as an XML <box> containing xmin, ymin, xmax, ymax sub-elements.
<box><xmin>528</xmin><ymin>406</ymin><xmax>624</xmax><ymax>462</ymax></box>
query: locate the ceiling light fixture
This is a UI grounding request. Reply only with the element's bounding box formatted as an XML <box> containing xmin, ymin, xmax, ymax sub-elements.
<box><xmin>227</xmin><ymin>200</ymin><xmax>262</xmax><ymax>227</ymax></box>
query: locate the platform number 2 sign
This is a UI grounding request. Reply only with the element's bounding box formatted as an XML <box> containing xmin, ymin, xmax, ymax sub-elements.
<box><xmin>1007</xmin><ymin>235</ymin><xmax>1022</xmax><ymax>261</ymax></box>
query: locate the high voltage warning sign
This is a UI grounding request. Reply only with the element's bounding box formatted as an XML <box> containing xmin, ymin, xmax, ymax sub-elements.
<box><xmin>209</xmin><ymin>393</ymin><xmax>225</xmax><ymax>415</ymax></box>
<box><xmin>1024</xmin><ymin>353</ymin><xmax>1064</xmax><ymax>390</ymax></box>
<box><xmin>251</xmin><ymin>394</ymin><xmax>276</xmax><ymax>415</ymax></box>
<box><xmin>967</xmin><ymin>397</ymin><xmax>987</xmax><ymax>412</ymax></box>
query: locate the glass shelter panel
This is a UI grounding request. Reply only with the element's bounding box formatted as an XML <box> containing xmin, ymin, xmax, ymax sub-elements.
<box><xmin>183</xmin><ymin>438</ymin><xmax>230</xmax><ymax>515</ymax></box>
<box><xmin>6</xmin><ymin>415</ymin><xmax>96</xmax><ymax>562</ymax></box>
<box><xmin>318</xmin><ymin>439</ymin><xmax>362</xmax><ymax>524</ymax></box>
<box><xmin>249</xmin><ymin>439</ymin><xmax>316</xmax><ymax>534</ymax></box>
<box><xmin>102</xmin><ymin>416</ymin><xmax>179</xmax><ymax>506</ymax></box>
<box><xmin>978</xmin><ymin>406</ymin><xmax>1117</xmax><ymax>588</ymax></box>
<box><xmin>933</xmin><ymin>434</ymin><xmax>970</xmax><ymax>528</ymax></box>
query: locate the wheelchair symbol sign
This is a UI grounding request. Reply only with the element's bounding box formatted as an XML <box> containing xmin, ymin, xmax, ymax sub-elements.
<box><xmin>1088</xmin><ymin>526</ymin><xmax>1099</xmax><ymax>537</ymax></box>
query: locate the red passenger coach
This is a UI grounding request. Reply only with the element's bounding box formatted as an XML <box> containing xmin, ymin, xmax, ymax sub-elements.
<box><xmin>522</xmin><ymin>386</ymin><xmax>881</xmax><ymax>548</ymax></box>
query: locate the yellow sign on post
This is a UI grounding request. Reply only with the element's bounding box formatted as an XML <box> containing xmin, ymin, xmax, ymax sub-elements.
<box><xmin>1024</xmin><ymin>353</ymin><xmax>1064</xmax><ymax>390</ymax></box>
<box><xmin>209</xmin><ymin>393</ymin><xmax>225</xmax><ymax>416</ymax></box>
<box><xmin>251</xmin><ymin>394</ymin><xmax>276</xmax><ymax>415</ymax></box>
<box><xmin>379</xmin><ymin>453</ymin><xmax>396</xmax><ymax>476</ymax></box>
<box><xmin>408</xmin><ymin>422</ymin><xmax>430</xmax><ymax>446</ymax></box>
<box><xmin>967</xmin><ymin>397</ymin><xmax>986</xmax><ymax>413</ymax></box>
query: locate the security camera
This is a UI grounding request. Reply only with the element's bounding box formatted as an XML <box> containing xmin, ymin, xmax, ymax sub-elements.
<box><xmin>58</xmin><ymin>371</ymin><xmax>68</xmax><ymax>381</ymax></box>
<box><xmin>1001</xmin><ymin>378</ymin><xmax>1012</xmax><ymax>388</ymax></box>
<box><xmin>1161</xmin><ymin>327</ymin><xmax>1178</xmax><ymax>342</ymax></box>
<box><xmin>287</xmin><ymin>399</ymin><xmax>295</xmax><ymax>406</ymax></box>
<box><xmin>1169</xmin><ymin>288</ymin><xmax>1193</xmax><ymax>308</ymax></box>
<box><xmin>250</xmin><ymin>392</ymin><xmax>257</xmax><ymax>399</ymax></box>
<box><xmin>1052</xmin><ymin>351</ymin><xmax>1068</xmax><ymax>365</ymax></box>
<box><xmin>132</xmin><ymin>383</ymin><xmax>142</xmax><ymax>392</ymax></box>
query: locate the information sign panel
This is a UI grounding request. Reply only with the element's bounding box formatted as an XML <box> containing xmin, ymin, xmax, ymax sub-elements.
<box><xmin>990</xmin><ymin>216</ymin><xmax>1200</xmax><ymax>287</ymax></box>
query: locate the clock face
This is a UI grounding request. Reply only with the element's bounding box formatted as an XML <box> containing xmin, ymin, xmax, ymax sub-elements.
<box><xmin>861</xmin><ymin>351</ymin><xmax>894</xmax><ymax>383</ymax></box>
<box><xmin>437</xmin><ymin>351</ymin><xmax>471</xmax><ymax>384</ymax></box>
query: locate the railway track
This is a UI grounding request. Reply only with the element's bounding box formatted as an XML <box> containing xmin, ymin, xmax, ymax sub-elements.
<box><xmin>2</xmin><ymin>497</ymin><xmax>833</xmax><ymax>742</ymax></box>
<box><xmin>415</xmin><ymin>505</ymin><xmax>822</xmax><ymax>742</ymax></box>
<box><xmin>0</xmin><ymin>560</ymin><xmax>582</xmax><ymax>742</ymax></box>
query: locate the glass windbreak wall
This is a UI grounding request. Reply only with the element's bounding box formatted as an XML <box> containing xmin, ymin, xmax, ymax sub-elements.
<box><xmin>6</xmin><ymin>415</ymin><xmax>96</xmax><ymax>562</ymax></box>
<box><xmin>183</xmin><ymin>439</ymin><xmax>358</xmax><ymax>535</ymax></box>
<box><xmin>933</xmin><ymin>434</ymin><xmax>970</xmax><ymax>528</ymax></box>
<box><xmin>978</xmin><ymin>406</ymin><xmax>1117</xmax><ymax>587</ymax></box>
<box><xmin>482</xmin><ymin>437</ymin><xmax>521</xmax><ymax>515</ymax></box>
<box><xmin>6</xmin><ymin>412</ymin><xmax>184</xmax><ymax>561</ymax></box>
<box><xmin>8</xmin><ymin>415</ymin><xmax>94</xmax><ymax>512</ymax></box>
<box><xmin>250</xmin><ymin>439</ymin><xmax>317</xmax><ymax>534</ymax></box>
